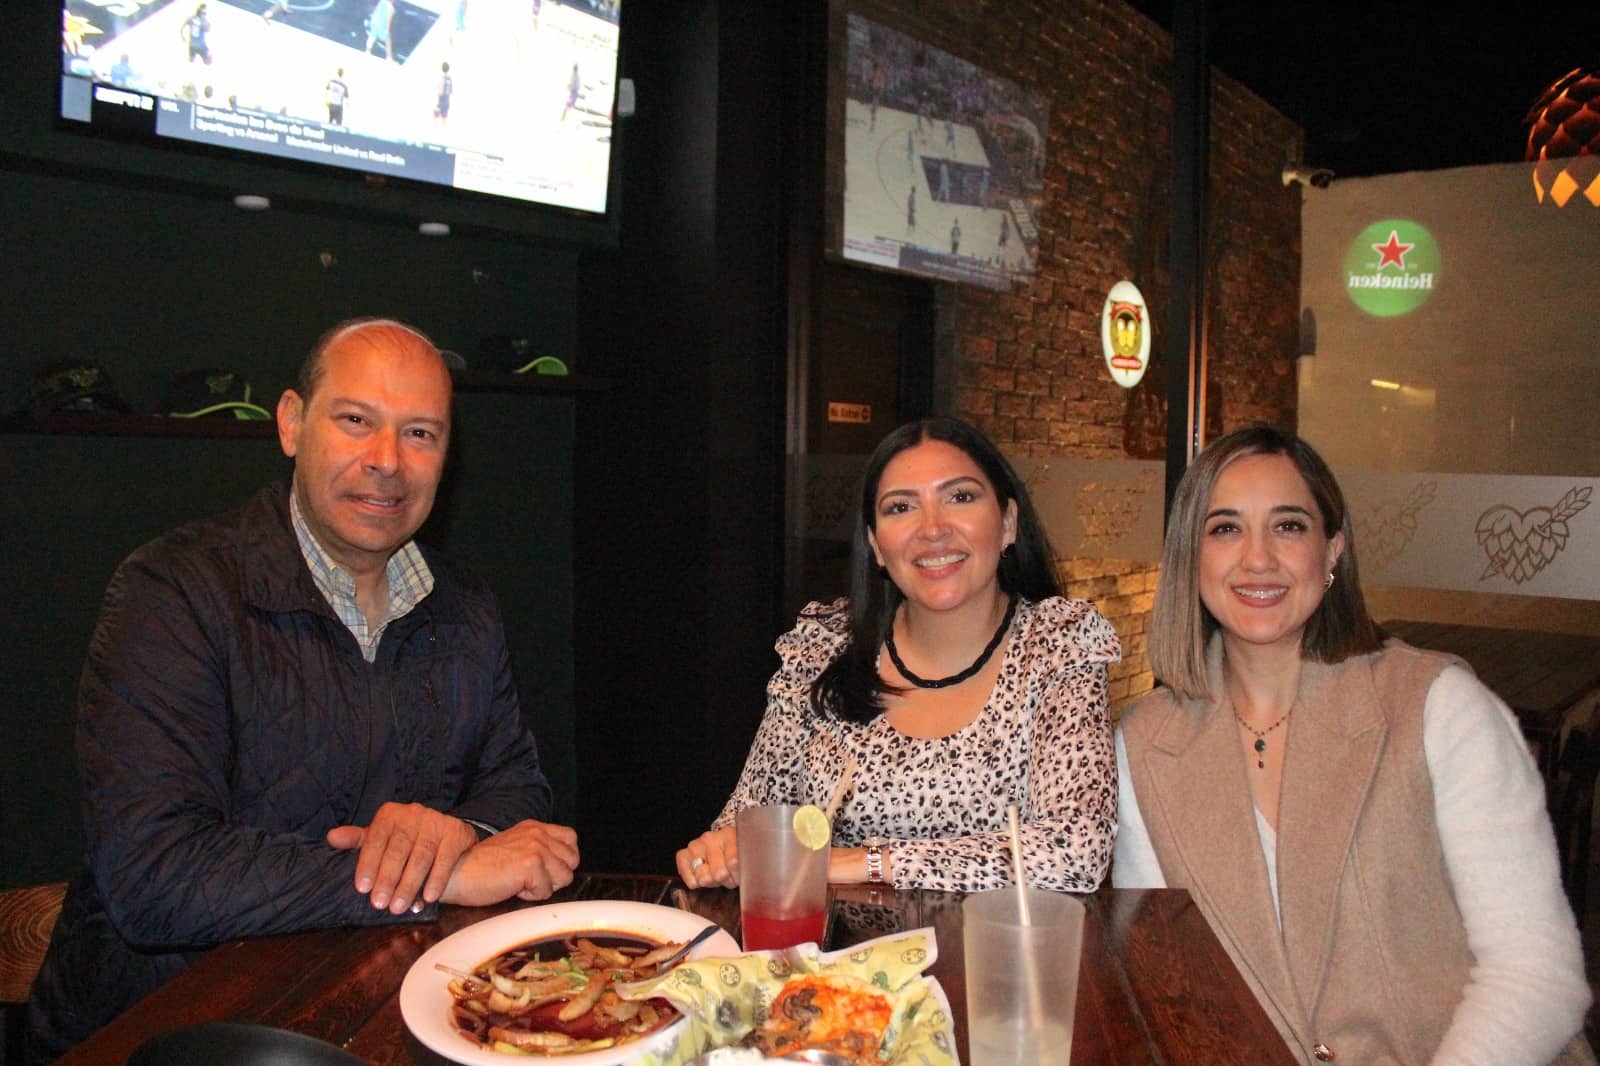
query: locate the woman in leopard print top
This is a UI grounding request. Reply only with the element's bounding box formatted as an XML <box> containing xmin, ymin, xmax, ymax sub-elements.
<box><xmin>676</xmin><ymin>417</ymin><xmax>1120</xmax><ymax>892</ymax></box>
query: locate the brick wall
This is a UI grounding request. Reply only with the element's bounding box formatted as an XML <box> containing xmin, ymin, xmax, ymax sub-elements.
<box><xmin>867</xmin><ymin>0</ymin><xmax>1303</xmax><ymax>709</ymax></box>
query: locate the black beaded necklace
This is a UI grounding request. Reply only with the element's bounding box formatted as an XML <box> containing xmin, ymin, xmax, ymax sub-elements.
<box><xmin>885</xmin><ymin>594</ymin><xmax>1018</xmax><ymax>689</ymax></box>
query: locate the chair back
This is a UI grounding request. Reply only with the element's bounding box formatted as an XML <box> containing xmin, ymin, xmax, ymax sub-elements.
<box><xmin>0</xmin><ymin>882</ymin><xmax>66</xmax><ymax>1004</ymax></box>
<box><xmin>1548</xmin><ymin>689</ymin><xmax>1600</xmax><ymax>915</ymax></box>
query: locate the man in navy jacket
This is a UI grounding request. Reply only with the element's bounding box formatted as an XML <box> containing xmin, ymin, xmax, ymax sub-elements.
<box><xmin>29</xmin><ymin>319</ymin><xmax>577</xmax><ymax>1058</ymax></box>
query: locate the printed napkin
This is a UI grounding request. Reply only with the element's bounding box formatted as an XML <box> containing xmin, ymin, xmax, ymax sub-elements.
<box><xmin>619</xmin><ymin>927</ymin><xmax>958</xmax><ymax>1065</ymax></box>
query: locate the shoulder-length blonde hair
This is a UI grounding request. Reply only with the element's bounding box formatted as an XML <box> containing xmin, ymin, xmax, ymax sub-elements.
<box><xmin>1148</xmin><ymin>425</ymin><xmax>1384</xmax><ymax>700</ymax></box>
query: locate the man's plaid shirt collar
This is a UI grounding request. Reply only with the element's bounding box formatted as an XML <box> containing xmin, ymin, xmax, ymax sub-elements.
<box><xmin>289</xmin><ymin>486</ymin><xmax>433</xmax><ymax>662</ymax></box>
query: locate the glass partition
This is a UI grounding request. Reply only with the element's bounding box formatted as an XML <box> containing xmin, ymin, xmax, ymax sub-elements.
<box><xmin>1297</xmin><ymin>161</ymin><xmax>1599</xmax><ymax>634</ymax></box>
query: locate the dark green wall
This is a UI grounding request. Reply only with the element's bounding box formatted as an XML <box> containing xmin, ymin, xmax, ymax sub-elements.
<box><xmin>572</xmin><ymin>1</ymin><xmax>793</xmax><ymax>874</ymax></box>
<box><xmin>2</xmin><ymin>0</ymin><xmax>799</xmax><ymax>889</ymax></box>
<box><xmin>0</xmin><ymin>157</ymin><xmax>582</xmax><ymax>891</ymax></box>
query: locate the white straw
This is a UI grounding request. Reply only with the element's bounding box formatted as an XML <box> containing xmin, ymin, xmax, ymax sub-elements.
<box><xmin>1007</xmin><ymin>804</ymin><xmax>1032</xmax><ymax>924</ymax></box>
<box><xmin>1007</xmin><ymin>803</ymin><xmax>1046</xmax><ymax>1031</ymax></box>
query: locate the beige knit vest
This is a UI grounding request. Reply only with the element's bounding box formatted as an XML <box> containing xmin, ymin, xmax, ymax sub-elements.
<box><xmin>1122</xmin><ymin>640</ymin><xmax>1514</xmax><ymax>1063</ymax></box>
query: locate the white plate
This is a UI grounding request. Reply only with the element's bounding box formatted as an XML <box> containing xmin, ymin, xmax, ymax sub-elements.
<box><xmin>399</xmin><ymin>900</ymin><xmax>739</xmax><ymax>1066</ymax></box>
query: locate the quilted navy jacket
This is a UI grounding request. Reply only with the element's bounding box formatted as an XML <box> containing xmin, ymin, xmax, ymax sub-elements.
<box><xmin>29</xmin><ymin>482</ymin><xmax>553</xmax><ymax>1057</ymax></box>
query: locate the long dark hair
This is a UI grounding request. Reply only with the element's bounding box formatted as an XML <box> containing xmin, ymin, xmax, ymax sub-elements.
<box><xmin>1148</xmin><ymin>424</ymin><xmax>1385</xmax><ymax>699</ymax></box>
<box><xmin>811</xmin><ymin>417</ymin><xmax>1061</xmax><ymax>723</ymax></box>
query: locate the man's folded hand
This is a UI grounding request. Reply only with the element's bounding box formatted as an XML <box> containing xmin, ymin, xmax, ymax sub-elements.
<box><xmin>440</xmin><ymin>820</ymin><xmax>581</xmax><ymax>906</ymax></box>
<box><xmin>326</xmin><ymin>801</ymin><xmax>477</xmax><ymax>914</ymax></box>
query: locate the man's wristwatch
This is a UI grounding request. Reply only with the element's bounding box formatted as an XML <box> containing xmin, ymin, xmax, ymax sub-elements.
<box><xmin>863</xmin><ymin>837</ymin><xmax>888</xmax><ymax>884</ymax></box>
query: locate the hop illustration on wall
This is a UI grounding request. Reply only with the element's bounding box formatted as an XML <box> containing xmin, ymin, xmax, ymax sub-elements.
<box><xmin>1475</xmin><ymin>487</ymin><xmax>1592</xmax><ymax>584</ymax></box>
<box><xmin>1355</xmin><ymin>481</ymin><xmax>1438</xmax><ymax>572</ymax></box>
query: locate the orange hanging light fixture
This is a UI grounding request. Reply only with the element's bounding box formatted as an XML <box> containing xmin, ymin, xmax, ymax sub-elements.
<box><xmin>1524</xmin><ymin>66</ymin><xmax>1600</xmax><ymax>207</ymax></box>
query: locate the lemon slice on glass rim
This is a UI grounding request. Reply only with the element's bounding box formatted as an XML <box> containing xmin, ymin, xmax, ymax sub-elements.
<box><xmin>792</xmin><ymin>805</ymin><xmax>831</xmax><ymax>850</ymax></box>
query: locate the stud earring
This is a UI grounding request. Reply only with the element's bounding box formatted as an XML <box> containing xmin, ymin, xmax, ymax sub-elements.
<box><xmin>1324</xmin><ymin>571</ymin><xmax>1335</xmax><ymax>590</ymax></box>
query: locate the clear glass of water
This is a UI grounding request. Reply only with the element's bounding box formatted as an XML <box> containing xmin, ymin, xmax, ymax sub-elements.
<box><xmin>962</xmin><ymin>887</ymin><xmax>1084</xmax><ymax>1066</ymax></box>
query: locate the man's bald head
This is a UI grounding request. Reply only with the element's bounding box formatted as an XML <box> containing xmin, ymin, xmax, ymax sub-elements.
<box><xmin>296</xmin><ymin>318</ymin><xmax>449</xmax><ymax>404</ymax></box>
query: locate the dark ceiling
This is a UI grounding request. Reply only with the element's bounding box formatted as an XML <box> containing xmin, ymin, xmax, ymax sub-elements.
<box><xmin>1129</xmin><ymin>1</ymin><xmax>1599</xmax><ymax>179</ymax></box>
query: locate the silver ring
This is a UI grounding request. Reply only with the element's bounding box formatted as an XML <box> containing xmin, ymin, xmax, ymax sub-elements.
<box><xmin>690</xmin><ymin>856</ymin><xmax>706</xmax><ymax>871</ymax></box>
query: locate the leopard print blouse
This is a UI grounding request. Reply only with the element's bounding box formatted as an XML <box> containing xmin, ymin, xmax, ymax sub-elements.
<box><xmin>710</xmin><ymin>596</ymin><xmax>1121</xmax><ymax>892</ymax></box>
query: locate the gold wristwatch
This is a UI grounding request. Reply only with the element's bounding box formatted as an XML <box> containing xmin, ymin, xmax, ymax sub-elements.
<box><xmin>863</xmin><ymin>837</ymin><xmax>888</xmax><ymax>884</ymax></box>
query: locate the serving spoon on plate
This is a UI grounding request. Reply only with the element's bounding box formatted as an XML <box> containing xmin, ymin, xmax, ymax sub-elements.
<box><xmin>652</xmin><ymin>922</ymin><xmax>724</xmax><ymax>970</ymax></box>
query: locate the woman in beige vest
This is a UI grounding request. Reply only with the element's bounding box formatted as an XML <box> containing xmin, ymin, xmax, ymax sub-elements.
<box><xmin>1114</xmin><ymin>426</ymin><xmax>1590</xmax><ymax>1065</ymax></box>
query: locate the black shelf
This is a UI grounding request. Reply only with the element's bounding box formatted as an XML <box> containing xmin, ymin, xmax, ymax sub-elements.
<box><xmin>0</xmin><ymin>414</ymin><xmax>279</xmax><ymax>439</ymax></box>
<box><xmin>2</xmin><ymin>372</ymin><xmax>610</xmax><ymax>439</ymax></box>
<box><xmin>452</xmin><ymin>370</ymin><xmax>610</xmax><ymax>394</ymax></box>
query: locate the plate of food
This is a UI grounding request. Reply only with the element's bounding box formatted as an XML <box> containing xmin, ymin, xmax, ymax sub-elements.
<box><xmin>399</xmin><ymin>900</ymin><xmax>739</xmax><ymax>1065</ymax></box>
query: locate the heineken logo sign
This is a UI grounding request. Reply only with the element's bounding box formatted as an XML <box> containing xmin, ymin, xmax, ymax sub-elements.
<box><xmin>1343</xmin><ymin>219</ymin><xmax>1439</xmax><ymax>317</ymax></box>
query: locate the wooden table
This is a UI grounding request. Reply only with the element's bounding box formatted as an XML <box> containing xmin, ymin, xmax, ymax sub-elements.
<box><xmin>1384</xmin><ymin>618</ymin><xmax>1600</xmax><ymax>774</ymax></box>
<box><xmin>59</xmin><ymin>873</ymin><xmax>1294</xmax><ymax>1065</ymax></box>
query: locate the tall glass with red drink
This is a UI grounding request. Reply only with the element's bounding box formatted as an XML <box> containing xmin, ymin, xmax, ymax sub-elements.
<box><xmin>735</xmin><ymin>804</ymin><xmax>829</xmax><ymax>951</ymax></box>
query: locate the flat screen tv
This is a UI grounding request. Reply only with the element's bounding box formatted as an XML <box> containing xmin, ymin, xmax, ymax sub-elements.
<box><xmin>58</xmin><ymin>0</ymin><xmax>622</xmax><ymax>216</ymax></box>
<box><xmin>828</xmin><ymin>11</ymin><xmax>1047</xmax><ymax>291</ymax></box>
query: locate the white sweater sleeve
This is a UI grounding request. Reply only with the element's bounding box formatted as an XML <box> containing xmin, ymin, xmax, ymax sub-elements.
<box><xmin>1111</xmin><ymin>728</ymin><xmax>1169</xmax><ymax>889</ymax></box>
<box><xmin>1426</xmin><ymin>664</ymin><xmax>1591</xmax><ymax>1066</ymax></box>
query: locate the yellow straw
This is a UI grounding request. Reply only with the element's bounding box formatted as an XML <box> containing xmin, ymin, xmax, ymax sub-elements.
<box><xmin>824</xmin><ymin>757</ymin><xmax>858</xmax><ymax>822</ymax></box>
<box><xmin>779</xmin><ymin>758</ymin><xmax>858</xmax><ymax>913</ymax></box>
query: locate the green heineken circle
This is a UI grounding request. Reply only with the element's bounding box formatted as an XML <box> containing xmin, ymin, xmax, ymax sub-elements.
<box><xmin>1343</xmin><ymin>218</ymin><xmax>1439</xmax><ymax>317</ymax></box>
